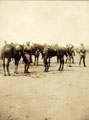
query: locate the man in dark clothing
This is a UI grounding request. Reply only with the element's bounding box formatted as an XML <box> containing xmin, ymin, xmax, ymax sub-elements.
<box><xmin>79</xmin><ymin>43</ymin><xmax>86</xmax><ymax>67</ymax></box>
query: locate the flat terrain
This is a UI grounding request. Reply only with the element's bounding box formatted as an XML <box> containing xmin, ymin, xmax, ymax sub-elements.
<box><xmin>0</xmin><ymin>53</ymin><xmax>89</xmax><ymax>120</ymax></box>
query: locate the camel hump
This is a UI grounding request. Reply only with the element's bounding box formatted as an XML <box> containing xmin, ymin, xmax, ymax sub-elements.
<box><xmin>1</xmin><ymin>44</ymin><xmax>13</xmax><ymax>59</ymax></box>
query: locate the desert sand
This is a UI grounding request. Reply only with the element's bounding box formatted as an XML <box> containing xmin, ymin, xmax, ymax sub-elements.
<box><xmin>0</xmin><ymin>53</ymin><xmax>89</xmax><ymax>120</ymax></box>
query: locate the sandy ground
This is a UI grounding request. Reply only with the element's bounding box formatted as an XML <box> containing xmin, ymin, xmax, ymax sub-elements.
<box><xmin>0</xmin><ymin>53</ymin><xmax>89</xmax><ymax>120</ymax></box>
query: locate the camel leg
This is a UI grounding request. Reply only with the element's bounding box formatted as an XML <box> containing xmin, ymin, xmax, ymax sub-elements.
<box><xmin>34</xmin><ymin>56</ymin><xmax>36</xmax><ymax>65</ymax></box>
<box><xmin>67</xmin><ymin>56</ymin><xmax>69</xmax><ymax>66</ymax></box>
<box><xmin>44</xmin><ymin>61</ymin><xmax>47</xmax><ymax>72</ymax></box>
<box><xmin>57</xmin><ymin>56</ymin><xmax>59</xmax><ymax>63</ymax></box>
<box><xmin>49</xmin><ymin>57</ymin><xmax>50</xmax><ymax>66</ymax></box>
<box><xmin>69</xmin><ymin>57</ymin><xmax>72</xmax><ymax>67</ymax></box>
<box><xmin>14</xmin><ymin>60</ymin><xmax>19</xmax><ymax>74</ymax></box>
<box><xmin>37</xmin><ymin>57</ymin><xmax>39</xmax><ymax>66</ymax></box>
<box><xmin>27</xmin><ymin>63</ymin><xmax>29</xmax><ymax>72</ymax></box>
<box><xmin>24</xmin><ymin>64</ymin><xmax>27</xmax><ymax>73</ymax></box>
<box><xmin>26</xmin><ymin>64</ymin><xmax>28</xmax><ymax>72</ymax></box>
<box><xmin>47</xmin><ymin>63</ymin><xmax>49</xmax><ymax>72</ymax></box>
<box><xmin>45</xmin><ymin>64</ymin><xmax>48</xmax><ymax>72</ymax></box>
<box><xmin>72</xmin><ymin>56</ymin><xmax>74</xmax><ymax>63</ymax></box>
<box><xmin>7</xmin><ymin>58</ymin><xmax>11</xmax><ymax>76</ymax></box>
<box><xmin>35</xmin><ymin>57</ymin><xmax>36</xmax><ymax>65</ymax></box>
<box><xmin>58</xmin><ymin>59</ymin><xmax>61</xmax><ymax>71</ymax></box>
<box><xmin>46</xmin><ymin>65</ymin><xmax>47</xmax><ymax>72</ymax></box>
<box><xmin>44</xmin><ymin>63</ymin><xmax>46</xmax><ymax>72</ymax></box>
<box><xmin>14</xmin><ymin>58</ymin><xmax>19</xmax><ymax>74</ymax></box>
<box><xmin>61</xmin><ymin>59</ymin><xmax>64</xmax><ymax>71</ymax></box>
<box><xmin>14</xmin><ymin>64</ymin><xmax>18</xmax><ymax>74</ymax></box>
<box><xmin>3</xmin><ymin>59</ymin><xmax>6</xmax><ymax>76</ymax></box>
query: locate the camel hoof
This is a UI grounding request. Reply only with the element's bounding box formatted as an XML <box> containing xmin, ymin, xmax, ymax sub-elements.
<box><xmin>4</xmin><ymin>73</ymin><xmax>6</xmax><ymax>76</ymax></box>
<box><xmin>24</xmin><ymin>71</ymin><xmax>30</xmax><ymax>73</ymax></box>
<box><xmin>69</xmin><ymin>65</ymin><xmax>72</xmax><ymax>67</ymax></box>
<box><xmin>44</xmin><ymin>69</ymin><xmax>46</xmax><ymax>72</ymax></box>
<box><xmin>27</xmin><ymin>71</ymin><xmax>30</xmax><ymax>73</ymax></box>
<box><xmin>8</xmin><ymin>73</ymin><xmax>11</xmax><ymax>76</ymax></box>
<box><xmin>14</xmin><ymin>71</ymin><xmax>18</xmax><ymax>74</ymax></box>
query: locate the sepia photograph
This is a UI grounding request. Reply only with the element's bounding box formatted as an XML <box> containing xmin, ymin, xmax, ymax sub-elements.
<box><xmin>0</xmin><ymin>1</ymin><xmax>89</xmax><ymax>120</ymax></box>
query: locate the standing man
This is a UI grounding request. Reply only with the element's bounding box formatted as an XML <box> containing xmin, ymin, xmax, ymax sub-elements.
<box><xmin>79</xmin><ymin>43</ymin><xmax>86</xmax><ymax>67</ymax></box>
<box><xmin>24</xmin><ymin>41</ymin><xmax>33</xmax><ymax>63</ymax></box>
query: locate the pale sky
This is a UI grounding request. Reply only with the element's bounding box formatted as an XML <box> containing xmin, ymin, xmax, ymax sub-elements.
<box><xmin>0</xmin><ymin>1</ymin><xmax>89</xmax><ymax>48</ymax></box>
